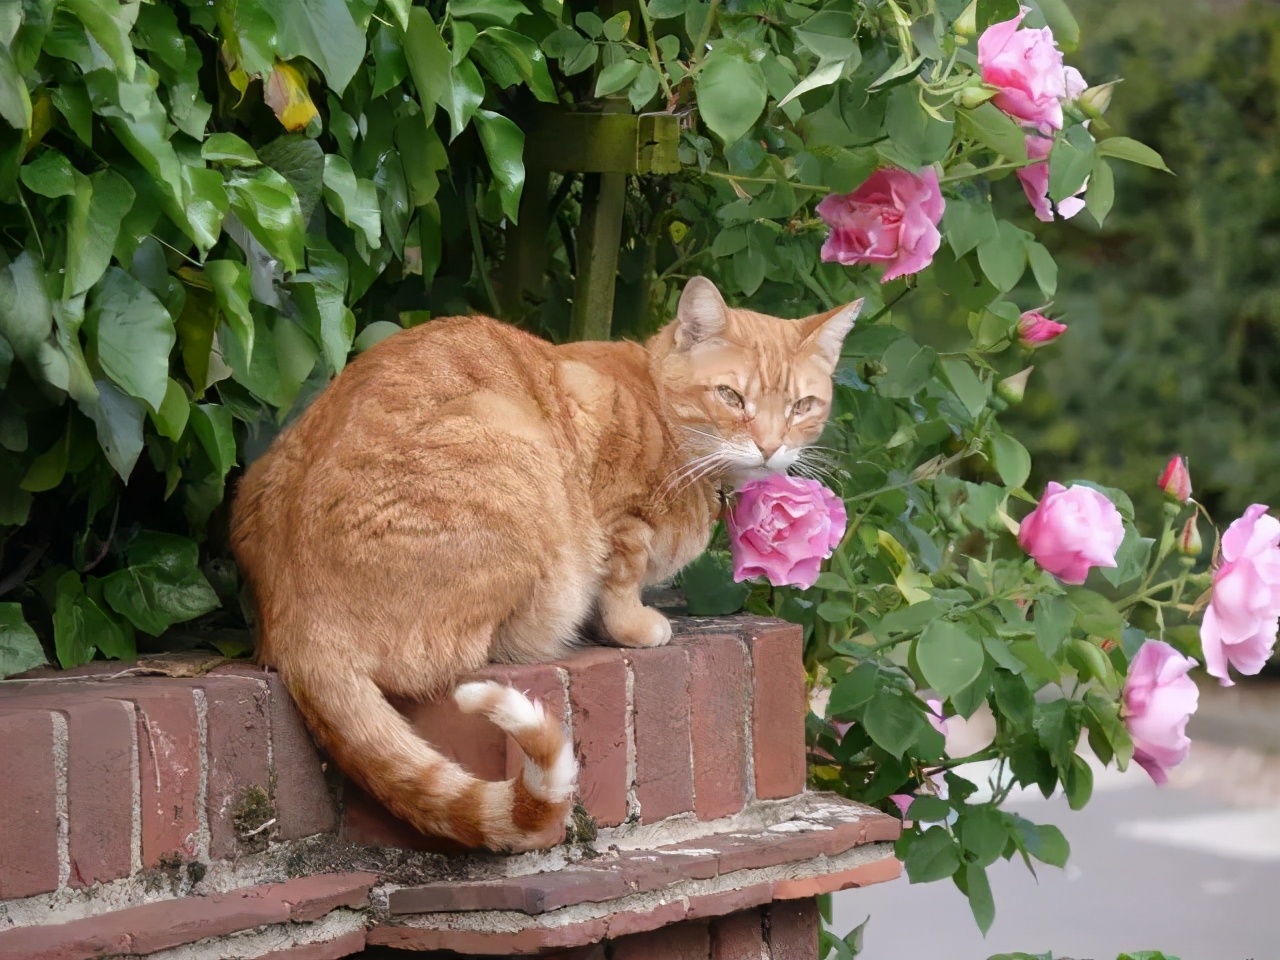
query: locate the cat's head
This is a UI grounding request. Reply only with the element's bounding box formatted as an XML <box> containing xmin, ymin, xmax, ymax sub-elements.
<box><xmin>655</xmin><ymin>276</ymin><xmax>861</xmax><ymax>487</ymax></box>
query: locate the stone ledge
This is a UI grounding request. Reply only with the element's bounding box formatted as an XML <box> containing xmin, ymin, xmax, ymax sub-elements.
<box><xmin>387</xmin><ymin>795</ymin><xmax>899</xmax><ymax>915</ymax></box>
<box><xmin>0</xmin><ymin>873</ymin><xmax>375</xmax><ymax>960</ymax></box>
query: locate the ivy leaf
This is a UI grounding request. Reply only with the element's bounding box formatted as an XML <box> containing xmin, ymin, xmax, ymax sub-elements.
<box><xmin>0</xmin><ymin>44</ymin><xmax>32</xmax><ymax>131</ymax></box>
<box><xmin>190</xmin><ymin>403</ymin><xmax>238</xmax><ymax>479</ymax></box>
<box><xmin>89</xmin><ymin>268</ymin><xmax>176</xmax><ymax>412</ymax></box>
<box><xmin>265</xmin><ymin>60</ymin><xmax>320</xmax><ymax>132</ymax></box>
<box><xmin>225</xmin><ymin>168</ymin><xmax>307</xmax><ymax>273</ymax></box>
<box><xmin>202</xmin><ymin>133</ymin><xmax>261</xmax><ymax>167</ymax></box>
<box><xmin>65</xmin><ymin>169</ymin><xmax>136</xmax><ymax>300</ymax></box>
<box><xmin>0</xmin><ymin>251</ymin><xmax>53</xmax><ymax>364</ymax></box>
<box><xmin>695</xmin><ymin>51</ymin><xmax>767</xmax><ymax>144</ymax></box>
<box><xmin>471</xmin><ymin>28</ymin><xmax>557</xmax><ymax>104</ymax></box>
<box><xmin>450</xmin><ymin>0</ymin><xmax>530</xmax><ymax>25</ymax></box>
<box><xmin>259</xmin><ymin>0</ymin><xmax>366</xmax><ymax>94</ymax></box>
<box><xmin>681</xmin><ymin>551</ymin><xmax>748</xmax><ymax>616</ymax></box>
<box><xmin>292</xmin><ymin>278</ymin><xmax>356</xmax><ymax>374</ymax></box>
<box><xmin>20</xmin><ymin>149</ymin><xmax>76</xmax><ymax>197</ymax></box>
<box><xmin>102</xmin><ymin>532</ymin><xmax>220</xmax><ymax>636</ymax></box>
<box><xmin>323</xmin><ymin>155</ymin><xmax>383</xmax><ymax>247</ymax></box>
<box><xmin>403</xmin><ymin>8</ymin><xmax>451</xmax><ymax>109</ymax></box>
<box><xmin>372</xmin><ymin>21</ymin><xmax>409</xmax><ymax>96</ymax></box>
<box><xmin>474</xmin><ymin>109</ymin><xmax>526</xmax><ymax>223</ymax></box>
<box><xmin>384</xmin><ymin>0</ymin><xmax>411</xmax><ymax>30</ymax></box>
<box><xmin>0</xmin><ymin>603</ymin><xmax>47</xmax><ymax>679</ymax></box>
<box><xmin>88</xmin><ymin>379</ymin><xmax>147</xmax><ymax>481</ymax></box>
<box><xmin>150</xmin><ymin>378</ymin><xmax>190</xmax><ymax>442</ymax></box>
<box><xmin>54</xmin><ymin>571</ymin><xmax>135</xmax><ymax>667</ymax></box>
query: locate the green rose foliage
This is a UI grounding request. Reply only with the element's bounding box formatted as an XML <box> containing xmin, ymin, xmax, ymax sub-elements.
<box><xmin>0</xmin><ymin>0</ymin><xmax>1182</xmax><ymax>941</ymax></box>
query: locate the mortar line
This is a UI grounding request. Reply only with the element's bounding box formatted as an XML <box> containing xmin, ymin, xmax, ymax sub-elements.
<box><xmin>50</xmin><ymin>711</ymin><xmax>70</xmax><ymax>891</ymax></box>
<box><xmin>624</xmin><ymin>660</ymin><xmax>639</xmax><ymax>822</ymax></box>
<box><xmin>739</xmin><ymin>637</ymin><xmax>757</xmax><ymax>805</ymax></box>
<box><xmin>117</xmin><ymin>699</ymin><xmax>143</xmax><ymax>877</ymax></box>
<box><xmin>193</xmin><ymin>688</ymin><xmax>211</xmax><ymax>862</ymax></box>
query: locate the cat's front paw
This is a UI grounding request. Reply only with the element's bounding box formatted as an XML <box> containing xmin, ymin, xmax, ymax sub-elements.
<box><xmin>603</xmin><ymin>605</ymin><xmax>673</xmax><ymax>649</ymax></box>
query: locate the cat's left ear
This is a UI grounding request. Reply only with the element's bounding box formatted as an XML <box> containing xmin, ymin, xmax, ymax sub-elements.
<box><xmin>801</xmin><ymin>299</ymin><xmax>863</xmax><ymax>368</ymax></box>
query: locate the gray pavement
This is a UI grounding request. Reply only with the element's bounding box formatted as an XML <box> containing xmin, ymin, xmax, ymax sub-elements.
<box><xmin>832</xmin><ymin>696</ymin><xmax>1280</xmax><ymax>960</ymax></box>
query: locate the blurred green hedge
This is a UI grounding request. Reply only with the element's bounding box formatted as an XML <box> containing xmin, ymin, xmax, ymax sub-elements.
<box><xmin>997</xmin><ymin>0</ymin><xmax>1280</xmax><ymax>521</ymax></box>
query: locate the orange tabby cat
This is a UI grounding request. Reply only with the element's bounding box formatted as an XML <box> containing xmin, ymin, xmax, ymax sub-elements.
<box><xmin>229</xmin><ymin>277</ymin><xmax>860</xmax><ymax>851</ymax></box>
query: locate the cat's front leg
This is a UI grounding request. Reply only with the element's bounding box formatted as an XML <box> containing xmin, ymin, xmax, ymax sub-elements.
<box><xmin>597</xmin><ymin>518</ymin><xmax>672</xmax><ymax>649</ymax></box>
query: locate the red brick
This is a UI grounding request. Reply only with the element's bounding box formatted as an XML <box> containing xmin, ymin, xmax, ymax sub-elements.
<box><xmin>129</xmin><ymin>685</ymin><xmax>202</xmax><ymax>865</ymax></box>
<box><xmin>367</xmin><ymin>918</ymin><xmax>610</xmax><ymax>954</ymax></box>
<box><xmin>746</xmin><ymin>623</ymin><xmax>807</xmax><ymax>800</ymax></box>
<box><xmin>65</xmin><ymin>698</ymin><xmax>134</xmax><ymax>887</ymax></box>
<box><xmin>685</xmin><ymin>882</ymin><xmax>775</xmax><ymax>921</ymax></box>
<box><xmin>202</xmin><ymin>676</ymin><xmax>272</xmax><ymax>859</ymax></box>
<box><xmin>264</xmin><ymin>672</ymin><xmax>338</xmax><ymax>840</ymax></box>
<box><xmin>564</xmin><ymin>648</ymin><xmax>628</xmax><ymax>827</ymax></box>
<box><xmin>255</xmin><ymin>930</ymin><xmax>366</xmax><ymax>959</ymax></box>
<box><xmin>771</xmin><ymin>856</ymin><xmax>902</xmax><ymax>899</ymax></box>
<box><xmin>612</xmin><ymin>918</ymin><xmax>709</xmax><ymax>959</ymax></box>
<box><xmin>711</xmin><ymin>909</ymin><xmax>764</xmax><ymax>960</ymax></box>
<box><xmin>604</xmin><ymin>899</ymin><xmax>688</xmax><ymax>939</ymax></box>
<box><xmin>628</xmin><ymin>646</ymin><xmax>694</xmax><ymax>823</ymax></box>
<box><xmin>0</xmin><ymin>710</ymin><xmax>58</xmax><ymax>898</ymax></box>
<box><xmin>0</xmin><ymin>873</ymin><xmax>375</xmax><ymax>960</ymax></box>
<box><xmin>682</xmin><ymin>634</ymin><xmax>748</xmax><ymax>820</ymax></box>
<box><xmin>766</xmin><ymin>898</ymin><xmax>819</xmax><ymax>960</ymax></box>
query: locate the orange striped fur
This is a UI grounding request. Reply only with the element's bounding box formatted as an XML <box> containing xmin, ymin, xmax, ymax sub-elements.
<box><xmin>229</xmin><ymin>278</ymin><xmax>860</xmax><ymax>851</ymax></box>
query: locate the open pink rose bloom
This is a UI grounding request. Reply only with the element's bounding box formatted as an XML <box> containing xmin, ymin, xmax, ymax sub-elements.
<box><xmin>978</xmin><ymin>7</ymin><xmax>1081</xmax><ymax>133</ymax></box>
<box><xmin>1018</xmin><ymin>481</ymin><xmax>1125</xmax><ymax>584</ymax></box>
<box><xmin>1200</xmin><ymin>504</ymin><xmax>1280</xmax><ymax>686</ymax></box>
<box><xmin>726</xmin><ymin>475</ymin><xmax>847</xmax><ymax>589</ymax></box>
<box><xmin>817</xmin><ymin>167</ymin><xmax>945</xmax><ymax>283</ymax></box>
<box><xmin>1123</xmin><ymin>640</ymin><xmax>1199</xmax><ymax>785</ymax></box>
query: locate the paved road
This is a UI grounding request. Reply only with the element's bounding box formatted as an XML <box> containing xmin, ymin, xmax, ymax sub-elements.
<box><xmin>832</xmin><ymin>746</ymin><xmax>1280</xmax><ymax>960</ymax></box>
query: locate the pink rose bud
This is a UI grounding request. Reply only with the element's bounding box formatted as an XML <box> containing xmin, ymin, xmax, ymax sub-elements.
<box><xmin>1178</xmin><ymin>517</ymin><xmax>1203</xmax><ymax>558</ymax></box>
<box><xmin>996</xmin><ymin>366</ymin><xmax>1034</xmax><ymax>405</ymax></box>
<box><xmin>726</xmin><ymin>475</ymin><xmax>847</xmax><ymax>590</ymax></box>
<box><xmin>1123</xmin><ymin>640</ymin><xmax>1199</xmax><ymax>785</ymax></box>
<box><xmin>978</xmin><ymin>7</ymin><xmax>1083</xmax><ymax>133</ymax></box>
<box><xmin>1158</xmin><ymin>455</ymin><xmax>1192</xmax><ymax>503</ymax></box>
<box><xmin>1200</xmin><ymin>504</ymin><xmax>1280</xmax><ymax>686</ymax></box>
<box><xmin>817</xmin><ymin>167</ymin><xmax>946</xmax><ymax>284</ymax></box>
<box><xmin>1018</xmin><ymin>135</ymin><xmax>1087</xmax><ymax>223</ymax></box>
<box><xmin>1017</xmin><ymin>310</ymin><xmax>1067</xmax><ymax>348</ymax></box>
<box><xmin>1018</xmin><ymin>481</ymin><xmax>1125</xmax><ymax>584</ymax></box>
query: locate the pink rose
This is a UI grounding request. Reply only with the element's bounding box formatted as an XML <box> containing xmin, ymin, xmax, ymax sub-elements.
<box><xmin>1123</xmin><ymin>640</ymin><xmax>1199</xmax><ymax>785</ymax></box>
<box><xmin>817</xmin><ymin>167</ymin><xmax>945</xmax><ymax>283</ymax></box>
<box><xmin>727</xmin><ymin>475</ymin><xmax>847</xmax><ymax>589</ymax></box>
<box><xmin>1017</xmin><ymin>135</ymin><xmax>1086</xmax><ymax>222</ymax></box>
<box><xmin>1018</xmin><ymin>482</ymin><xmax>1125</xmax><ymax>585</ymax></box>
<box><xmin>1200</xmin><ymin>504</ymin><xmax>1280</xmax><ymax>686</ymax></box>
<box><xmin>1157</xmin><ymin>455</ymin><xmax>1192</xmax><ymax>504</ymax></box>
<box><xmin>978</xmin><ymin>7</ymin><xmax>1083</xmax><ymax>133</ymax></box>
<box><xmin>1017</xmin><ymin>310</ymin><xmax>1067</xmax><ymax>348</ymax></box>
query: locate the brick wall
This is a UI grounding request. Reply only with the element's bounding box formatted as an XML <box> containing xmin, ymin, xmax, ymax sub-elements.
<box><xmin>0</xmin><ymin>617</ymin><xmax>900</xmax><ymax>960</ymax></box>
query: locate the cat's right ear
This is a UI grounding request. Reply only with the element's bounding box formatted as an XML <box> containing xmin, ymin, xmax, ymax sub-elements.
<box><xmin>674</xmin><ymin>277</ymin><xmax>728</xmax><ymax>350</ymax></box>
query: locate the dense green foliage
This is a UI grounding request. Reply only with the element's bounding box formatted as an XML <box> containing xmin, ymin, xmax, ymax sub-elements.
<box><xmin>1</xmin><ymin>0</ymin><xmax>1196</xmax><ymax>944</ymax></box>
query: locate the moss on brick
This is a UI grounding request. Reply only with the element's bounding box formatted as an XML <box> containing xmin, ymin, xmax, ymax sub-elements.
<box><xmin>232</xmin><ymin>785</ymin><xmax>277</xmax><ymax>852</ymax></box>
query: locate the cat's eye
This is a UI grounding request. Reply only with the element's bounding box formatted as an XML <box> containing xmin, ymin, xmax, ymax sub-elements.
<box><xmin>791</xmin><ymin>396</ymin><xmax>820</xmax><ymax>417</ymax></box>
<box><xmin>716</xmin><ymin>385</ymin><xmax>745</xmax><ymax>408</ymax></box>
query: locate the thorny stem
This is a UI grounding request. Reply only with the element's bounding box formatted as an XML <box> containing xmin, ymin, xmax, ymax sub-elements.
<box><xmin>704</xmin><ymin>170</ymin><xmax>831</xmax><ymax>193</ymax></box>
<box><xmin>692</xmin><ymin>0</ymin><xmax>721</xmax><ymax>61</ymax></box>
<box><xmin>636</xmin><ymin>1</ymin><xmax>675</xmax><ymax>101</ymax></box>
<box><xmin>939</xmin><ymin>158</ymin><xmax>1039</xmax><ymax>183</ymax></box>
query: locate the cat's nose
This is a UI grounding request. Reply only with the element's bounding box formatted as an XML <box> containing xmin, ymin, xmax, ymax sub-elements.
<box><xmin>758</xmin><ymin>443</ymin><xmax>780</xmax><ymax>463</ymax></box>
